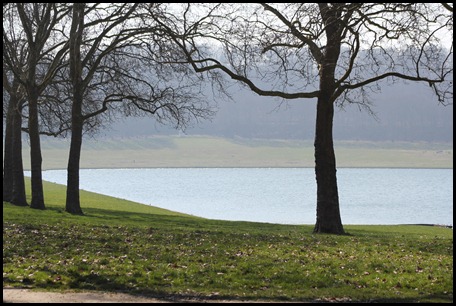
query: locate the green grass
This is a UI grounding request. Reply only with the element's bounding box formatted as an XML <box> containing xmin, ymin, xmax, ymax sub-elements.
<box><xmin>3</xmin><ymin>179</ymin><xmax>453</xmax><ymax>302</ymax></box>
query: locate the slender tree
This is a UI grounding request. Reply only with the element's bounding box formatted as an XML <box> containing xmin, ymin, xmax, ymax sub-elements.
<box><xmin>64</xmin><ymin>3</ymin><xmax>214</xmax><ymax>214</ymax></box>
<box><xmin>151</xmin><ymin>3</ymin><xmax>453</xmax><ymax>234</ymax></box>
<box><xmin>3</xmin><ymin>4</ymin><xmax>27</xmax><ymax>205</ymax></box>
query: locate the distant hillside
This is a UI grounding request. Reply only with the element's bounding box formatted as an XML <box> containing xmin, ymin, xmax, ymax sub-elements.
<box><xmin>104</xmin><ymin>80</ymin><xmax>453</xmax><ymax>143</ymax></box>
<box><xmin>26</xmin><ymin>135</ymin><xmax>453</xmax><ymax>170</ymax></box>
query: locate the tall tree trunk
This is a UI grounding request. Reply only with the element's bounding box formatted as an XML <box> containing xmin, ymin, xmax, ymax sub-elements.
<box><xmin>313</xmin><ymin>94</ymin><xmax>344</xmax><ymax>234</ymax></box>
<box><xmin>28</xmin><ymin>88</ymin><xmax>46</xmax><ymax>210</ymax></box>
<box><xmin>3</xmin><ymin>97</ymin><xmax>14</xmax><ymax>202</ymax></box>
<box><xmin>4</xmin><ymin>80</ymin><xmax>28</xmax><ymax>206</ymax></box>
<box><xmin>11</xmin><ymin>100</ymin><xmax>28</xmax><ymax>206</ymax></box>
<box><xmin>65</xmin><ymin>2</ymin><xmax>85</xmax><ymax>215</ymax></box>
<box><xmin>65</xmin><ymin>101</ymin><xmax>84</xmax><ymax>215</ymax></box>
<box><xmin>313</xmin><ymin>46</ymin><xmax>345</xmax><ymax>234</ymax></box>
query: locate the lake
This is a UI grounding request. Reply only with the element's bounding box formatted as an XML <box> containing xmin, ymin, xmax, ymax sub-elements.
<box><xmin>30</xmin><ymin>168</ymin><xmax>453</xmax><ymax>226</ymax></box>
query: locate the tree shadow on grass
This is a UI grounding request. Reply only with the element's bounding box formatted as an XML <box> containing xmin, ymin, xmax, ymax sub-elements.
<box><xmin>25</xmin><ymin>263</ymin><xmax>453</xmax><ymax>304</ymax></box>
<box><xmin>31</xmin><ymin>271</ymin><xmax>455</xmax><ymax>303</ymax></box>
<box><xmin>79</xmin><ymin>206</ymin><xmax>313</xmax><ymax>234</ymax></box>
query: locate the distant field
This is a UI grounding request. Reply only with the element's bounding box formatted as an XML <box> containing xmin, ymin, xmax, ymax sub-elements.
<box><xmin>21</xmin><ymin>135</ymin><xmax>453</xmax><ymax>170</ymax></box>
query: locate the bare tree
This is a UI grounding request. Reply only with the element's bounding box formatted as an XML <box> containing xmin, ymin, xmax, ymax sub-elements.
<box><xmin>65</xmin><ymin>3</ymin><xmax>214</xmax><ymax>214</ymax></box>
<box><xmin>3</xmin><ymin>4</ymin><xmax>29</xmax><ymax>206</ymax></box>
<box><xmin>3</xmin><ymin>3</ymin><xmax>71</xmax><ymax>209</ymax></box>
<box><xmin>2</xmin><ymin>7</ymin><xmax>22</xmax><ymax>203</ymax></box>
<box><xmin>150</xmin><ymin>3</ymin><xmax>453</xmax><ymax>234</ymax></box>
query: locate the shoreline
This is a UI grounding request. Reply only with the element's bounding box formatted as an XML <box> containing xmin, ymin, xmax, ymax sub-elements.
<box><xmin>28</xmin><ymin>165</ymin><xmax>454</xmax><ymax>172</ymax></box>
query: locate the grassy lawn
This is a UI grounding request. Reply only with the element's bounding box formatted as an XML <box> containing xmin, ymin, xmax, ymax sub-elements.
<box><xmin>3</xmin><ymin>179</ymin><xmax>453</xmax><ymax>302</ymax></box>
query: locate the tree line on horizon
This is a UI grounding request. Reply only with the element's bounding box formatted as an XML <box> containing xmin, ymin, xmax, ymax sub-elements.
<box><xmin>3</xmin><ymin>3</ymin><xmax>453</xmax><ymax>234</ymax></box>
<box><xmin>107</xmin><ymin>80</ymin><xmax>453</xmax><ymax>142</ymax></box>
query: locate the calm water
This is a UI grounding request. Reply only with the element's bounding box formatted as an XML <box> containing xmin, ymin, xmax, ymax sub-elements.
<box><xmin>30</xmin><ymin>168</ymin><xmax>453</xmax><ymax>226</ymax></box>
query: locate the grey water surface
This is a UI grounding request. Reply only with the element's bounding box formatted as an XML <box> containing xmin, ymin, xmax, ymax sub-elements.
<box><xmin>31</xmin><ymin>168</ymin><xmax>453</xmax><ymax>226</ymax></box>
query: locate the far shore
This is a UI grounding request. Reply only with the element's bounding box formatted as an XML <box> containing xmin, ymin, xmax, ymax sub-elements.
<box><xmin>20</xmin><ymin>136</ymin><xmax>453</xmax><ymax>170</ymax></box>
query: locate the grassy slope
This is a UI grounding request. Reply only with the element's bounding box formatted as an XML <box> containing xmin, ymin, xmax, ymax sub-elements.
<box><xmin>3</xmin><ymin>179</ymin><xmax>453</xmax><ymax>303</ymax></box>
<box><xmin>21</xmin><ymin>135</ymin><xmax>453</xmax><ymax>170</ymax></box>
